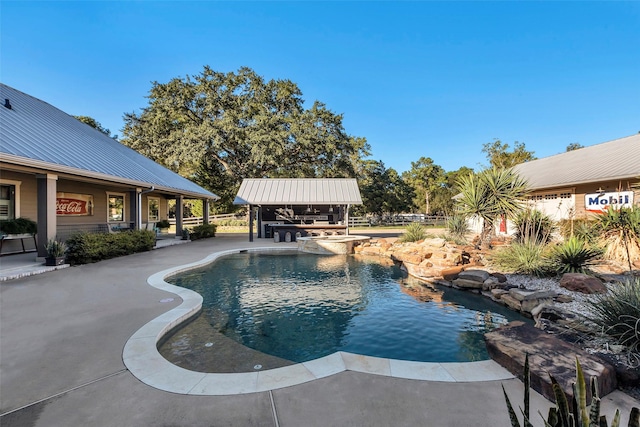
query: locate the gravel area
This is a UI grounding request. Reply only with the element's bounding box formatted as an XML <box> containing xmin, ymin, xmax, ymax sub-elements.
<box><xmin>503</xmin><ymin>272</ymin><xmax>640</xmax><ymax>401</ymax></box>
<box><xmin>504</xmin><ymin>274</ymin><xmax>602</xmax><ymax>319</ymax></box>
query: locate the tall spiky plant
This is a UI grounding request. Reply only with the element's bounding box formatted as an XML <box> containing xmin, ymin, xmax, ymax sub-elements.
<box><xmin>596</xmin><ymin>206</ymin><xmax>640</xmax><ymax>272</ymax></box>
<box><xmin>503</xmin><ymin>356</ymin><xmax>639</xmax><ymax>427</ymax></box>
<box><xmin>455</xmin><ymin>167</ymin><xmax>529</xmax><ymax>248</ymax></box>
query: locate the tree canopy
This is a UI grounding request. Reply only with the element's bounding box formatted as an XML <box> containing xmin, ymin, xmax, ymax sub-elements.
<box><xmin>482</xmin><ymin>139</ymin><xmax>536</xmax><ymax>169</ymax></box>
<box><xmin>74</xmin><ymin>115</ymin><xmax>115</xmax><ymax>138</ymax></box>
<box><xmin>566</xmin><ymin>142</ymin><xmax>584</xmax><ymax>151</ymax></box>
<box><xmin>120</xmin><ymin>66</ymin><xmax>369</xmax><ymax>211</ymax></box>
<box><xmin>355</xmin><ymin>160</ymin><xmax>415</xmax><ymax>217</ymax></box>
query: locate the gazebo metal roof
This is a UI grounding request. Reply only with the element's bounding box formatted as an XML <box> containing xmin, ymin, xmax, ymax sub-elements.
<box><xmin>233</xmin><ymin>178</ymin><xmax>362</xmax><ymax>205</ymax></box>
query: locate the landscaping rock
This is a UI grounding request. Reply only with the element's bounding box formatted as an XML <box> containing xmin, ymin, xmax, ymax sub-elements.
<box><xmin>458</xmin><ymin>269</ymin><xmax>490</xmax><ymax>283</ymax></box>
<box><xmin>482</xmin><ymin>276</ymin><xmax>500</xmax><ymax>290</ymax></box>
<box><xmin>491</xmin><ymin>288</ymin><xmax>509</xmax><ymax>298</ymax></box>
<box><xmin>452</xmin><ymin>278</ymin><xmax>484</xmax><ymax>289</ymax></box>
<box><xmin>440</xmin><ymin>266</ymin><xmax>464</xmax><ymax>281</ymax></box>
<box><xmin>422</xmin><ymin>237</ymin><xmax>446</xmax><ymax>247</ymax></box>
<box><xmin>521</xmin><ymin>297</ymin><xmax>553</xmax><ymax>314</ymax></box>
<box><xmin>491</xmin><ymin>272</ymin><xmax>508</xmax><ymax>283</ymax></box>
<box><xmin>555</xmin><ymin>294</ymin><xmax>574</xmax><ymax>304</ymax></box>
<box><xmin>508</xmin><ymin>288</ymin><xmax>557</xmax><ymax>302</ymax></box>
<box><xmin>485</xmin><ymin>321</ymin><xmax>617</xmax><ymax>403</ymax></box>
<box><xmin>499</xmin><ymin>294</ymin><xmax>522</xmax><ymax>311</ymax></box>
<box><xmin>559</xmin><ymin>273</ymin><xmax>607</xmax><ymax>294</ymax></box>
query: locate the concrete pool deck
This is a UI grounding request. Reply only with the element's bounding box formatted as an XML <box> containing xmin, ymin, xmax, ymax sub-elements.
<box><xmin>1</xmin><ymin>232</ymin><xmax>637</xmax><ymax>426</ymax></box>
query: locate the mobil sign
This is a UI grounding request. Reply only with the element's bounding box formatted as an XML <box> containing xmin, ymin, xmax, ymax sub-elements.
<box><xmin>585</xmin><ymin>191</ymin><xmax>634</xmax><ymax>213</ymax></box>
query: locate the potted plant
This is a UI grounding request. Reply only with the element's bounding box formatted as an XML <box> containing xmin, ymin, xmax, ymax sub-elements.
<box><xmin>157</xmin><ymin>219</ymin><xmax>171</xmax><ymax>234</ymax></box>
<box><xmin>181</xmin><ymin>228</ymin><xmax>190</xmax><ymax>240</ymax></box>
<box><xmin>45</xmin><ymin>239</ymin><xmax>67</xmax><ymax>266</ymax></box>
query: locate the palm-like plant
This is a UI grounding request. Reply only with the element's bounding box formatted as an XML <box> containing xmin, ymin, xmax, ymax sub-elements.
<box><xmin>455</xmin><ymin>167</ymin><xmax>529</xmax><ymax>248</ymax></box>
<box><xmin>550</xmin><ymin>237</ymin><xmax>601</xmax><ymax>274</ymax></box>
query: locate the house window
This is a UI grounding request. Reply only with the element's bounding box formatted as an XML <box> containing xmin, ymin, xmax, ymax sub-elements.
<box><xmin>0</xmin><ymin>184</ymin><xmax>16</xmax><ymax>220</ymax></box>
<box><xmin>148</xmin><ymin>197</ymin><xmax>160</xmax><ymax>221</ymax></box>
<box><xmin>107</xmin><ymin>193</ymin><xmax>125</xmax><ymax>222</ymax></box>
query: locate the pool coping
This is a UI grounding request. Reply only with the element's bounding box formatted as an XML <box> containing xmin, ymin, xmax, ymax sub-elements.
<box><xmin>122</xmin><ymin>247</ymin><xmax>516</xmax><ymax>395</ymax></box>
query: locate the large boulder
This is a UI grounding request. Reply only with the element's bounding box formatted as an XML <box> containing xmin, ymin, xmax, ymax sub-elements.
<box><xmin>485</xmin><ymin>321</ymin><xmax>617</xmax><ymax>403</ymax></box>
<box><xmin>559</xmin><ymin>273</ymin><xmax>607</xmax><ymax>294</ymax></box>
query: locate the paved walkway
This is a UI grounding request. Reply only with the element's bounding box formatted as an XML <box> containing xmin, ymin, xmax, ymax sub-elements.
<box><xmin>1</xmin><ymin>233</ymin><xmax>637</xmax><ymax>426</ymax></box>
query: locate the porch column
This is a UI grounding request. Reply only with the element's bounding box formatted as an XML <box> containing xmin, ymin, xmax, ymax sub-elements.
<box><xmin>175</xmin><ymin>196</ymin><xmax>184</xmax><ymax>238</ymax></box>
<box><xmin>36</xmin><ymin>174</ymin><xmax>57</xmax><ymax>257</ymax></box>
<box><xmin>203</xmin><ymin>199</ymin><xmax>210</xmax><ymax>225</ymax></box>
<box><xmin>129</xmin><ymin>189</ymin><xmax>140</xmax><ymax>229</ymax></box>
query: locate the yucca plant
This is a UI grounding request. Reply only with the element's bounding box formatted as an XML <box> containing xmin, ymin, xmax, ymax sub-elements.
<box><xmin>399</xmin><ymin>222</ymin><xmax>428</xmax><ymax>243</ymax></box>
<box><xmin>550</xmin><ymin>237</ymin><xmax>601</xmax><ymax>274</ymax></box>
<box><xmin>514</xmin><ymin>209</ymin><xmax>556</xmax><ymax>244</ymax></box>
<box><xmin>446</xmin><ymin>214</ymin><xmax>470</xmax><ymax>242</ymax></box>
<box><xmin>596</xmin><ymin>206</ymin><xmax>640</xmax><ymax>272</ymax></box>
<box><xmin>491</xmin><ymin>241</ymin><xmax>553</xmax><ymax>277</ymax></box>
<box><xmin>455</xmin><ymin>167</ymin><xmax>529</xmax><ymax>249</ymax></box>
<box><xmin>503</xmin><ymin>355</ymin><xmax>639</xmax><ymax>427</ymax></box>
<box><xmin>587</xmin><ymin>278</ymin><xmax>640</xmax><ymax>354</ymax></box>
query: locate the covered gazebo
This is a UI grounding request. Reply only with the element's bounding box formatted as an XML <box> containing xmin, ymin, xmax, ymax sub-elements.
<box><xmin>233</xmin><ymin>178</ymin><xmax>363</xmax><ymax>242</ymax></box>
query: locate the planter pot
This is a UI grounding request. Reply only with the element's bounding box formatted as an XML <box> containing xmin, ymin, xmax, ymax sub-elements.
<box><xmin>45</xmin><ymin>256</ymin><xmax>66</xmax><ymax>266</ymax></box>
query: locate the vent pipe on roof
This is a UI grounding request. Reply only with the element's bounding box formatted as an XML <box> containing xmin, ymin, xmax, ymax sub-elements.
<box><xmin>4</xmin><ymin>99</ymin><xmax>11</xmax><ymax>109</ymax></box>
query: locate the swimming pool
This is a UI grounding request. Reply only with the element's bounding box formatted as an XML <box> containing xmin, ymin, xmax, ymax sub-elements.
<box><xmin>160</xmin><ymin>251</ymin><xmax>528</xmax><ymax>369</ymax></box>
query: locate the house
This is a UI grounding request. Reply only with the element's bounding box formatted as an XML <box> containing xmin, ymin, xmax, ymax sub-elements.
<box><xmin>0</xmin><ymin>83</ymin><xmax>218</xmax><ymax>257</ymax></box>
<box><xmin>233</xmin><ymin>178</ymin><xmax>363</xmax><ymax>241</ymax></box>
<box><xmin>513</xmin><ymin>134</ymin><xmax>640</xmax><ymax>222</ymax></box>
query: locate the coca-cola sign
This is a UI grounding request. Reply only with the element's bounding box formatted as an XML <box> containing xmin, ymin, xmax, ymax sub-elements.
<box><xmin>56</xmin><ymin>193</ymin><xmax>93</xmax><ymax>216</ymax></box>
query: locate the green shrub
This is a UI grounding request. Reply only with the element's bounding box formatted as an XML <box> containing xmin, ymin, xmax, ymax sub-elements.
<box><xmin>156</xmin><ymin>219</ymin><xmax>171</xmax><ymax>229</ymax></box>
<box><xmin>65</xmin><ymin>230</ymin><xmax>156</xmax><ymax>265</ymax></box>
<box><xmin>214</xmin><ymin>219</ymin><xmax>248</xmax><ymax>227</ymax></box>
<box><xmin>558</xmin><ymin>218</ymin><xmax>600</xmax><ymax>242</ymax></box>
<box><xmin>189</xmin><ymin>223</ymin><xmax>217</xmax><ymax>240</ymax></box>
<box><xmin>491</xmin><ymin>241</ymin><xmax>553</xmax><ymax>277</ymax></box>
<box><xmin>587</xmin><ymin>278</ymin><xmax>640</xmax><ymax>354</ymax></box>
<box><xmin>0</xmin><ymin>217</ymin><xmax>37</xmax><ymax>235</ymax></box>
<box><xmin>513</xmin><ymin>209</ymin><xmax>555</xmax><ymax>244</ymax></box>
<box><xmin>45</xmin><ymin>239</ymin><xmax>67</xmax><ymax>257</ymax></box>
<box><xmin>550</xmin><ymin>237</ymin><xmax>601</xmax><ymax>274</ymax></box>
<box><xmin>399</xmin><ymin>222</ymin><xmax>427</xmax><ymax>243</ymax></box>
<box><xmin>446</xmin><ymin>215</ymin><xmax>469</xmax><ymax>242</ymax></box>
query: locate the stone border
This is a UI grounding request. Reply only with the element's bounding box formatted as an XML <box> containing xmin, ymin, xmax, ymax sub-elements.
<box><xmin>123</xmin><ymin>247</ymin><xmax>515</xmax><ymax>395</ymax></box>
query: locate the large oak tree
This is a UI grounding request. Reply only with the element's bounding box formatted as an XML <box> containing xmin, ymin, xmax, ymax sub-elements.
<box><xmin>121</xmin><ymin>66</ymin><xmax>369</xmax><ymax>212</ymax></box>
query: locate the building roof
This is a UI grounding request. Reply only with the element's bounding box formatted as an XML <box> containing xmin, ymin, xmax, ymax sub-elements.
<box><xmin>233</xmin><ymin>178</ymin><xmax>363</xmax><ymax>205</ymax></box>
<box><xmin>0</xmin><ymin>84</ymin><xmax>218</xmax><ymax>199</ymax></box>
<box><xmin>513</xmin><ymin>134</ymin><xmax>640</xmax><ymax>190</ymax></box>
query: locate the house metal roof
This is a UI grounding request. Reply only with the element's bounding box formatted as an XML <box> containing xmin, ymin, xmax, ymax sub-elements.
<box><xmin>513</xmin><ymin>134</ymin><xmax>640</xmax><ymax>190</ymax></box>
<box><xmin>0</xmin><ymin>84</ymin><xmax>218</xmax><ymax>199</ymax></box>
<box><xmin>234</xmin><ymin>178</ymin><xmax>363</xmax><ymax>205</ymax></box>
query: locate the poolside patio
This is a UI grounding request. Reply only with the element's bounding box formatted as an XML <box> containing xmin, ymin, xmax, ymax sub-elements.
<box><xmin>1</xmin><ymin>233</ymin><xmax>637</xmax><ymax>426</ymax></box>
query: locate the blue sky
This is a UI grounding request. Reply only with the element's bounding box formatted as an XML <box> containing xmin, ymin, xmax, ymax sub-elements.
<box><xmin>2</xmin><ymin>1</ymin><xmax>639</xmax><ymax>174</ymax></box>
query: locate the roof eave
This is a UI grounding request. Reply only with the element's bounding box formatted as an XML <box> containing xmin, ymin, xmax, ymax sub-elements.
<box><xmin>526</xmin><ymin>174</ymin><xmax>640</xmax><ymax>192</ymax></box>
<box><xmin>1</xmin><ymin>153</ymin><xmax>219</xmax><ymax>200</ymax></box>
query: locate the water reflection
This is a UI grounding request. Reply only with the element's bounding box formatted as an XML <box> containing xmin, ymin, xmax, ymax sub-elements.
<box><xmin>165</xmin><ymin>251</ymin><xmax>529</xmax><ymax>364</ymax></box>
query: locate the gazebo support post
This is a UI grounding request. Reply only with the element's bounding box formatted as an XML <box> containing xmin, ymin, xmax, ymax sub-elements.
<box><xmin>257</xmin><ymin>206</ymin><xmax>262</xmax><ymax>238</ymax></box>
<box><xmin>248</xmin><ymin>204</ymin><xmax>254</xmax><ymax>242</ymax></box>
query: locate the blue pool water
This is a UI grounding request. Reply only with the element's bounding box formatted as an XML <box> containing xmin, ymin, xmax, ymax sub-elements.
<box><xmin>167</xmin><ymin>251</ymin><xmax>528</xmax><ymax>363</ymax></box>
